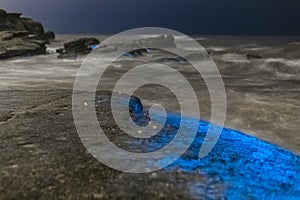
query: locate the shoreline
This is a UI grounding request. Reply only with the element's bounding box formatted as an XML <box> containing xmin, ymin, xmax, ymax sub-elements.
<box><xmin>0</xmin><ymin>34</ymin><xmax>299</xmax><ymax>199</ymax></box>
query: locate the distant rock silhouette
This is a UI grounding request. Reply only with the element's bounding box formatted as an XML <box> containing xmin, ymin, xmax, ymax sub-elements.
<box><xmin>246</xmin><ymin>53</ymin><xmax>262</xmax><ymax>60</ymax></box>
<box><xmin>122</xmin><ymin>35</ymin><xmax>176</xmax><ymax>58</ymax></box>
<box><xmin>57</xmin><ymin>37</ymin><xmax>100</xmax><ymax>59</ymax></box>
<box><xmin>0</xmin><ymin>9</ymin><xmax>55</xmax><ymax>59</ymax></box>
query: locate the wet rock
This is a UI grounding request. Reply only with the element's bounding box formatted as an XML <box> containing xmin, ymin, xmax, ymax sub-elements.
<box><xmin>115</xmin><ymin>35</ymin><xmax>176</xmax><ymax>58</ymax></box>
<box><xmin>129</xmin><ymin>95</ymin><xmax>151</xmax><ymax>125</ymax></box>
<box><xmin>129</xmin><ymin>95</ymin><xmax>143</xmax><ymax>114</ymax></box>
<box><xmin>19</xmin><ymin>18</ymin><xmax>44</xmax><ymax>36</ymax></box>
<box><xmin>0</xmin><ymin>9</ymin><xmax>54</xmax><ymax>59</ymax></box>
<box><xmin>0</xmin><ymin>31</ymin><xmax>47</xmax><ymax>59</ymax></box>
<box><xmin>246</xmin><ymin>53</ymin><xmax>262</xmax><ymax>60</ymax></box>
<box><xmin>0</xmin><ymin>31</ymin><xmax>13</xmax><ymax>41</ymax></box>
<box><xmin>56</xmin><ymin>48</ymin><xmax>65</xmax><ymax>54</ymax></box>
<box><xmin>123</xmin><ymin>48</ymin><xmax>150</xmax><ymax>57</ymax></box>
<box><xmin>64</xmin><ymin>37</ymin><xmax>100</xmax><ymax>51</ymax></box>
<box><xmin>84</xmin><ymin>37</ymin><xmax>100</xmax><ymax>46</ymax></box>
<box><xmin>57</xmin><ymin>52</ymin><xmax>77</xmax><ymax>59</ymax></box>
<box><xmin>57</xmin><ymin>37</ymin><xmax>100</xmax><ymax>59</ymax></box>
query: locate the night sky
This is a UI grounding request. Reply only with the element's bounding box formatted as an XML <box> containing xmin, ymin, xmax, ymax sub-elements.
<box><xmin>1</xmin><ymin>0</ymin><xmax>300</xmax><ymax>35</ymax></box>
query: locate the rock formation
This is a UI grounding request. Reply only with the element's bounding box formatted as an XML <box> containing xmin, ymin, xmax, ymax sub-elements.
<box><xmin>246</xmin><ymin>53</ymin><xmax>262</xmax><ymax>60</ymax></box>
<box><xmin>57</xmin><ymin>37</ymin><xmax>100</xmax><ymax>59</ymax></box>
<box><xmin>123</xmin><ymin>48</ymin><xmax>150</xmax><ymax>57</ymax></box>
<box><xmin>0</xmin><ymin>9</ymin><xmax>55</xmax><ymax>59</ymax></box>
<box><xmin>122</xmin><ymin>35</ymin><xmax>176</xmax><ymax>58</ymax></box>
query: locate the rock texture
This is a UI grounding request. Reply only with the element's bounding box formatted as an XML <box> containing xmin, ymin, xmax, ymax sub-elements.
<box><xmin>123</xmin><ymin>48</ymin><xmax>150</xmax><ymax>57</ymax></box>
<box><xmin>57</xmin><ymin>37</ymin><xmax>100</xmax><ymax>59</ymax></box>
<box><xmin>0</xmin><ymin>9</ymin><xmax>54</xmax><ymax>59</ymax></box>
<box><xmin>246</xmin><ymin>53</ymin><xmax>262</xmax><ymax>60</ymax></box>
<box><xmin>0</xmin><ymin>90</ymin><xmax>298</xmax><ymax>199</ymax></box>
<box><xmin>0</xmin><ymin>90</ymin><xmax>226</xmax><ymax>199</ymax></box>
<box><xmin>122</xmin><ymin>35</ymin><xmax>176</xmax><ymax>58</ymax></box>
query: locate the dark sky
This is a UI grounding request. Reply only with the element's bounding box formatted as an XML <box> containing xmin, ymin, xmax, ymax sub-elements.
<box><xmin>1</xmin><ymin>0</ymin><xmax>300</xmax><ymax>35</ymax></box>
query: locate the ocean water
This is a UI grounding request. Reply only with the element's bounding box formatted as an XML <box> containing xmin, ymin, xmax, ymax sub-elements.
<box><xmin>1</xmin><ymin>35</ymin><xmax>299</xmax><ymax>90</ymax></box>
<box><xmin>1</xmin><ymin>34</ymin><xmax>299</xmax><ymax>199</ymax></box>
<box><xmin>104</xmin><ymin>94</ymin><xmax>300</xmax><ymax>199</ymax></box>
<box><xmin>0</xmin><ymin>34</ymin><xmax>299</xmax><ymax>153</ymax></box>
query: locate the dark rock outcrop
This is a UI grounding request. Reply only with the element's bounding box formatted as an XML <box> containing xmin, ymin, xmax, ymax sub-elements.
<box><xmin>57</xmin><ymin>37</ymin><xmax>100</xmax><ymax>59</ymax></box>
<box><xmin>122</xmin><ymin>35</ymin><xmax>176</xmax><ymax>58</ymax></box>
<box><xmin>247</xmin><ymin>53</ymin><xmax>262</xmax><ymax>60</ymax></box>
<box><xmin>0</xmin><ymin>9</ymin><xmax>55</xmax><ymax>59</ymax></box>
<box><xmin>123</xmin><ymin>48</ymin><xmax>150</xmax><ymax>57</ymax></box>
<box><xmin>0</xmin><ymin>31</ymin><xmax>47</xmax><ymax>59</ymax></box>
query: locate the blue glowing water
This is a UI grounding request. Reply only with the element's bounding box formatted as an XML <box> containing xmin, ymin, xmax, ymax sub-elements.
<box><xmin>162</xmin><ymin>116</ymin><xmax>300</xmax><ymax>199</ymax></box>
<box><xmin>125</xmin><ymin>96</ymin><xmax>300</xmax><ymax>199</ymax></box>
<box><xmin>91</xmin><ymin>44</ymin><xmax>99</xmax><ymax>49</ymax></box>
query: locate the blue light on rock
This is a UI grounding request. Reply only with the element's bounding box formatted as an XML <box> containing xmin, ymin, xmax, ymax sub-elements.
<box><xmin>124</xmin><ymin>96</ymin><xmax>300</xmax><ymax>199</ymax></box>
<box><xmin>91</xmin><ymin>44</ymin><xmax>99</xmax><ymax>49</ymax></box>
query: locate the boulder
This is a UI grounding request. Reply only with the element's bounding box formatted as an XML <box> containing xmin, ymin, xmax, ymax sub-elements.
<box><xmin>0</xmin><ymin>9</ymin><xmax>55</xmax><ymax>59</ymax></box>
<box><xmin>64</xmin><ymin>37</ymin><xmax>99</xmax><ymax>50</ymax></box>
<box><xmin>57</xmin><ymin>37</ymin><xmax>100</xmax><ymax>59</ymax></box>
<box><xmin>0</xmin><ymin>32</ymin><xmax>47</xmax><ymax>59</ymax></box>
<box><xmin>56</xmin><ymin>48</ymin><xmax>65</xmax><ymax>54</ymax></box>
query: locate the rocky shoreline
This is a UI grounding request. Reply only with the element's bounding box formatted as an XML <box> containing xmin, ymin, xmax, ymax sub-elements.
<box><xmin>0</xmin><ymin>8</ymin><xmax>182</xmax><ymax>61</ymax></box>
<box><xmin>56</xmin><ymin>37</ymin><xmax>100</xmax><ymax>59</ymax></box>
<box><xmin>0</xmin><ymin>89</ymin><xmax>299</xmax><ymax>199</ymax></box>
<box><xmin>0</xmin><ymin>9</ymin><xmax>55</xmax><ymax>59</ymax></box>
<box><xmin>1</xmin><ymin>8</ymin><xmax>300</xmax><ymax>199</ymax></box>
<box><xmin>0</xmin><ymin>9</ymin><xmax>104</xmax><ymax>60</ymax></box>
<box><xmin>0</xmin><ymin>90</ymin><xmax>225</xmax><ymax>199</ymax></box>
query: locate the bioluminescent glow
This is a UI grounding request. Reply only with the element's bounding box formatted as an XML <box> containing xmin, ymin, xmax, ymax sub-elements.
<box><xmin>124</xmin><ymin>97</ymin><xmax>300</xmax><ymax>199</ymax></box>
<box><xmin>170</xmin><ymin>122</ymin><xmax>300</xmax><ymax>199</ymax></box>
<box><xmin>91</xmin><ymin>45</ymin><xmax>99</xmax><ymax>49</ymax></box>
